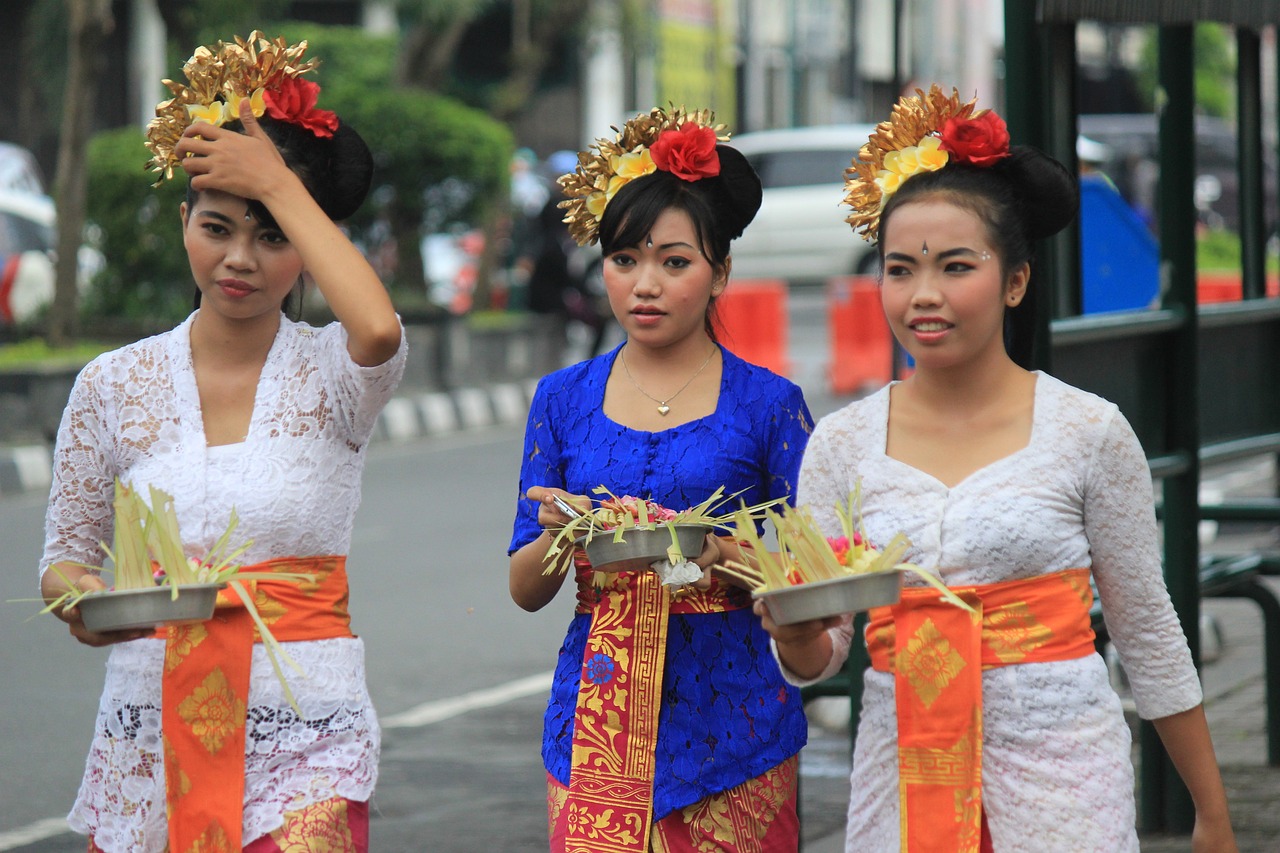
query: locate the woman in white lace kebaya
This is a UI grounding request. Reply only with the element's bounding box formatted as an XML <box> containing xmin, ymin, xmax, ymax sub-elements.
<box><xmin>38</xmin><ymin>35</ymin><xmax>403</xmax><ymax>853</ymax></box>
<box><xmin>757</xmin><ymin>88</ymin><xmax>1236</xmax><ymax>852</ymax></box>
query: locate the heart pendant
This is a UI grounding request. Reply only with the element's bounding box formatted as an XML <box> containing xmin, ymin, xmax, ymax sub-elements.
<box><xmin>657</xmin><ymin>405</ymin><xmax>671</xmax><ymax>416</ymax></box>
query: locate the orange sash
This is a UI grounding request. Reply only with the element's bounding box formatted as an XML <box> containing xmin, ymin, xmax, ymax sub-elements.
<box><xmin>159</xmin><ymin>556</ymin><xmax>354</xmax><ymax>853</ymax></box>
<box><xmin>866</xmin><ymin>568</ymin><xmax>1096</xmax><ymax>853</ymax></box>
<box><xmin>562</xmin><ymin>555</ymin><xmax>749</xmax><ymax>852</ymax></box>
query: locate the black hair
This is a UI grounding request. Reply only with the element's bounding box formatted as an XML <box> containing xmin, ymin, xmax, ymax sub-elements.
<box><xmin>188</xmin><ymin>114</ymin><xmax>374</xmax><ymax>317</ymax></box>
<box><xmin>877</xmin><ymin>145</ymin><xmax>1077</xmax><ymax>367</ymax></box>
<box><xmin>597</xmin><ymin>144</ymin><xmax>762</xmax><ymax>339</ymax></box>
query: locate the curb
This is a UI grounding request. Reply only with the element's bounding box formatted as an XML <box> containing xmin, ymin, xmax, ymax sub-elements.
<box><xmin>0</xmin><ymin>381</ymin><xmax>538</xmax><ymax>498</ymax></box>
<box><xmin>369</xmin><ymin>380</ymin><xmax>536</xmax><ymax>443</ymax></box>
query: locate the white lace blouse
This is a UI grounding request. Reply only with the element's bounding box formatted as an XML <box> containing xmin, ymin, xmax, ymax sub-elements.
<box><xmin>785</xmin><ymin>372</ymin><xmax>1202</xmax><ymax>852</ymax></box>
<box><xmin>39</xmin><ymin>312</ymin><xmax>406</xmax><ymax>853</ymax></box>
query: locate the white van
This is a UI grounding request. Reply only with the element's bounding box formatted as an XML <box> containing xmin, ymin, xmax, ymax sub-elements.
<box><xmin>729</xmin><ymin>124</ymin><xmax>879</xmax><ymax>286</ymax></box>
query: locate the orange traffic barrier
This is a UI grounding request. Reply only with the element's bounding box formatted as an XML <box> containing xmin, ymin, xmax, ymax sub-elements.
<box><xmin>714</xmin><ymin>278</ymin><xmax>790</xmax><ymax>376</ymax></box>
<box><xmin>1196</xmin><ymin>271</ymin><xmax>1280</xmax><ymax>303</ymax></box>
<box><xmin>1197</xmin><ymin>272</ymin><xmax>1242</xmax><ymax>304</ymax></box>
<box><xmin>827</xmin><ymin>275</ymin><xmax>892</xmax><ymax>394</ymax></box>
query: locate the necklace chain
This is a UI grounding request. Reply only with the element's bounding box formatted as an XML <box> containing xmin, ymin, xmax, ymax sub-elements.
<box><xmin>619</xmin><ymin>345</ymin><xmax>717</xmax><ymax>416</ymax></box>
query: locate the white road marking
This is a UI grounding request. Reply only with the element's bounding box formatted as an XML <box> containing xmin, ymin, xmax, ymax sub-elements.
<box><xmin>380</xmin><ymin>671</ymin><xmax>553</xmax><ymax>728</ymax></box>
<box><xmin>0</xmin><ymin>817</ymin><xmax>72</xmax><ymax>850</ymax></box>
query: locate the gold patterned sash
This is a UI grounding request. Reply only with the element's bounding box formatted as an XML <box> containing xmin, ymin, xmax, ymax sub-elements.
<box><xmin>158</xmin><ymin>555</ymin><xmax>353</xmax><ymax>853</ymax></box>
<box><xmin>562</xmin><ymin>555</ymin><xmax>749</xmax><ymax>852</ymax></box>
<box><xmin>866</xmin><ymin>568</ymin><xmax>1096</xmax><ymax>853</ymax></box>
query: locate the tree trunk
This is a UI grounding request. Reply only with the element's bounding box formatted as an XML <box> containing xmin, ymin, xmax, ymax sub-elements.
<box><xmin>48</xmin><ymin>0</ymin><xmax>113</xmax><ymax>346</ymax></box>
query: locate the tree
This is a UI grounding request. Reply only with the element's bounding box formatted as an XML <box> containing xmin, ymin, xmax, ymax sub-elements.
<box><xmin>1136</xmin><ymin>23</ymin><xmax>1235</xmax><ymax>119</ymax></box>
<box><xmin>393</xmin><ymin>0</ymin><xmax>592</xmax><ymax>310</ymax></box>
<box><xmin>48</xmin><ymin>0</ymin><xmax>113</xmax><ymax>346</ymax></box>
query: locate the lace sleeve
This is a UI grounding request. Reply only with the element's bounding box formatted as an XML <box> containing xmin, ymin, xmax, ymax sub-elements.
<box><xmin>509</xmin><ymin>376</ymin><xmax>563</xmax><ymax>553</ymax></box>
<box><xmin>38</xmin><ymin>362</ymin><xmax>117</xmax><ymax>581</ymax></box>
<box><xmin>1085</xmin><ymin>409</ymin><xmax>1202</xmax><ymax>719</ymax></box>
<box><xmin>317</xmin><ymin>318</ymin><xmax>407</xmax><ymax>445</ymax></box>
<box><xmin>773</xmin><ymin>415</ymin><xmax>856</xmax><ymax>686</ymax></box>
<box><xmin>764</xmin><ymin>382</ymin><xmax>814</xmax><ymax>506</ymax></box>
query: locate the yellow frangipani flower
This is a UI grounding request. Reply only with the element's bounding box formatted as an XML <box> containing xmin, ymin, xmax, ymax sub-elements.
<box><xmin>610</xmin><ymin>147</ymin><xmax>656</xmax><ymax>181</ymax></box>
<box><xmin>586</xmin><ymin>192</ymin><xmax>609</xmax><ymax>220</ymax></box>
<box><xmin>875</xmin><ymin>136</ymin><xmax>948</xmax><ymax>199</ymax></box>
<box><xmin>186</xmin><ymin>102</ymin><xmax>228</xmax><ymax>127</ymax></box>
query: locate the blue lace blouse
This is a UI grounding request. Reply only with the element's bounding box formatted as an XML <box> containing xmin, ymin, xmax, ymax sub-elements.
<box><xmin>508</xmin><ymin>343</ymin><xmax>814</xmax><ymax>819</ymax></box>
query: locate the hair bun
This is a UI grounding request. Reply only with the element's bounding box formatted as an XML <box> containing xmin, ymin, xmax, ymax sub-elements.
<box><xmin>708</xmin><ymin>144</ymin><xmax>763</xmax><ymax>240</ymax></box>
<box><xmin>1001</xmin><ymin>146</ymin><xmax>1078</xmax><ymax>241</ymax></box>
<box><xmin>315</xmin><ymin>123</ymin><xmax>374</xmax><ymax>221</ymax></box>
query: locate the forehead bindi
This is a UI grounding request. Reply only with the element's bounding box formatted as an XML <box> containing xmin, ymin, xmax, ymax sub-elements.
<box><xmin>883</xmin><ymin>201</ymin><xmax>994</xmax><ymax>256</ymax></box>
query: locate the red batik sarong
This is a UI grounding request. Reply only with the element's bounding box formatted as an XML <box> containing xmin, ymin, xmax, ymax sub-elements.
<box><xmin>866</xmin><ymin>567</ymin><xmax>1097</xmax><ymax>853</ymax></box>
<box><xmin>88</xmin><ymin>798</ymin><xmax>368</xmax><ymax>853</ymax></box>
<box><xmin>550</xmin><ymin>550</ymin><xmax>791</xmax><ymax>852</ymax></box>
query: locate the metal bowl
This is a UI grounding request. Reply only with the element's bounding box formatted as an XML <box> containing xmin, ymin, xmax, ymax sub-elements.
<box><xmin>578</xmin><ymin>524</ymin><xmax>710</xmax><ymax>573</ymax></box>
<box><xmin>755</xmin><ymin>571</ymin><xmax>902</xmax><ymax>625</ymax></box>
<box><xmin>77</xmin><ymin>583</ymin><xmax>225</xmax><ymax>633</ymax></box>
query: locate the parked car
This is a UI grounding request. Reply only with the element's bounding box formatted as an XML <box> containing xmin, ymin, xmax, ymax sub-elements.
<box><xmin>0</xmin><ymin>190</ymin><xmax>58</xmax><ymax>324</ymax></box>
<box><xmin>0</xmin><ymin>141</ymin><xmax>48</xmax><ymax>196</ymax></box>
<box><xmin>1078</xmin><ymin>113</ymin><xmax>1277</xmax><ymax>234</ymax></box>
<box><xmin>0</xmin><ymin>142</ymin><xmax>103</xmax><ymax>325</ymax></box>
<box><xmin>728</xmin><ymin>124</ymin><xmax>879</xmax><ymax>286</ymax></box>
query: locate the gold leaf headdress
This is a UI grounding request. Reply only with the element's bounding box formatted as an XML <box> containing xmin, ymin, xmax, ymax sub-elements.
<box><xmin>558</xmin><ymin>106</ymin><xmax>728</xmax><ymax>247</ymax></box>
<box><xmin>842</xmin><ymin>85</ymin><xmax>980</xmax><ymax>242</ymax></box>
<box><xmin>144</xmin><ymin>31</ymin><xmax>325</xmax><ymax>184</ymax></box>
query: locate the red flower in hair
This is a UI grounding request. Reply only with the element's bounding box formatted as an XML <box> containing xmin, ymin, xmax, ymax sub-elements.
<box><xmin>263</xmin><ymin>76</ymin><xmax>339</xmax><ymax>138</ymax></box>
<box><xmin>649</xmin><ymin>122</ymin><xmax>720</xmax><ymax>181</ymax></box>
<box><xmin>938</xmin><ymin>110</ymin><xmax>1010</xmax><ymax>167</ymax></box>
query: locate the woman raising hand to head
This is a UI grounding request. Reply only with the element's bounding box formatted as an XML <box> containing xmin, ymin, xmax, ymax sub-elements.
<box><xmin>39</xmin><ymin>33</ymin><xmax>404</xmax><ymax>852</ymax></box>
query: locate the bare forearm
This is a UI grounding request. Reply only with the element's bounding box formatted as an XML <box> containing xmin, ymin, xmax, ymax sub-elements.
<box><xmin>1151</xmin><ymin>704</ymin><xmax>1235</xmax><ymax>832</ymax></box>
<box><xmin>258</xmin><ymin>177</ymin><xmax>401</xmax><ymax>366</ymax></box>
<box><xmin>775</xmin><ymin>630</ymin><xmax>835</xmax><ymax>682</ymax></box>
<box><xmin>509</xmin><ymin>532</ymin><xmax>571</xmax><ymax>611</ymax></box>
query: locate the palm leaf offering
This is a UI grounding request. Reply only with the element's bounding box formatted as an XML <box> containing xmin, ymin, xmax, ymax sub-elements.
<box><xmin>40</xmin><ymin>479</ymin><xmax>314</xmax><ymax>709</ymax></box>
<box><xmin>720</xmin><ymin>484</ymin><xmax>974</xmax><ymax>613</ymax></box>
<box><xmin>541</xmin><ymin>485</ymin><xmax>786</xmax><ymax>575</ymax></box>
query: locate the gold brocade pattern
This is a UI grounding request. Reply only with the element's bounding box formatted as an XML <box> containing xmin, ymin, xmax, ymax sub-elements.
<box><xmin>1063</xmin><ymin>570</ymin><xmax>1093</xmax><ymax>609</ymax></box>
<box><xmin>983</xmin><ymin>602</ymin><xmax>1054</xmax><ymax>664</ymax></box>
<box><xmin>177</xmin><ymin>667</ymin><xmax>246</xmax><ymax>754</ymax></box>
<box><xmin>564</xmin><ymin>570</ymin><xmax>671</xmax><ymax>850</ymax></box>
<box><xmin>253</xmin><ymin>585</ymin><xmax>288</xmax><ymax>625</ymax></box>
<box><xmin>548</xmin><ymin>782</ymin><xmax>569</xmax><ymax>837</ymax></box>
<box><xmin>163</xmin><ymin>736</ymin><xmax>191</xmax><ymax>807</ymax></box>
<box><xmin>165</xmin><ymin>622</ymin><xmax>207</xmax><ymax>673</ymax></box>
<box><xmin>901</xmin><ymin>618</ymin><xmax>967</xmax><ymax>709</ymax></box>
<box><xmin>572</xmin><ymin>586</ymin><xmax>636</xmax><ymax>774</ymax></box>
<box><xmin>647</xmin><ymin>758</ymin><xmax>799</xmax><ymax>853</ymax></box>
<box><xmin>270</xmin><ymin>798</ymin><xmax>356</xmax><ymax>852</ymax></box>
<box><xmin>900</xmin><ymin>729</ymin><xmax>976</xmax><ymax>786</ymax></box>
<box><xmin>186</xmin><ymin>820</ymin><xmax>233</xmax><ymax>853</ymax></box>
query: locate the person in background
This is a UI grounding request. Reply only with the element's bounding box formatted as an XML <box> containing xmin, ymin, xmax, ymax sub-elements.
<box><xmin>39</xmin><ymin>32</ymin><xmax>404</xmax><ymax>853</ymax></box>
<box><xmin>758</xmin><ymin>86</ymin><xmax>1235</xmax><ymax>853</ymax></box>
<box><xmin>508</xmin><ymin>106</ymin><xmax>814</xmax><ymax>852</ymax></box>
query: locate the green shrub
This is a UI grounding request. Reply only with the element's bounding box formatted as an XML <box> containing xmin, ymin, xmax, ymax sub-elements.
<box><xmin>84</xmin><ymin>128</ymin><xmax>193</xmax><ymax>325</ymax></box>
<box><xmin>81</xmin><ymin>24</ymin><xmax>512</xmax><ymax>326</ymax></box>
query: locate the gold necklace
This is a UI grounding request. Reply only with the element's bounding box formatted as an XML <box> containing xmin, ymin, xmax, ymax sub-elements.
<box><xmin>619</xmin><ymin>345</ymin><xmax>717</xmax><ymax>416</ymax></box>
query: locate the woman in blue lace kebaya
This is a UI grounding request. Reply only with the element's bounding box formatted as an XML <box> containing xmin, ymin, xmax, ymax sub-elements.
<box><xmin>507</xmin><ymin>107</ymin><xmax>814</xmax><ymax>852</ymax></box>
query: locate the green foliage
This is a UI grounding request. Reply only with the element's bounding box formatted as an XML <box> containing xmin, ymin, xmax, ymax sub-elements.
<box><xmin>0</xmin><ymin>339</ymin><xmax>113</xmax><ymax>370</ymax></box>
<box><xmin>1197</xmin><ymin>229</ymin><xmax>1240</xmax><ymax>272</ymax></box>
<box><xmin>80</xmin><ymin>23</ymin><xmax>513</xmax><ymax>322</ymax></box>
<box><xmin>1136</xmin><ymin>23</ymin><xmax>1235</xmax><ymax>118</ymax></box>
<box><xmin>83</xmin><ymin>128</ymin><xmax>193</xmax><ymax>325</ymax></box>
